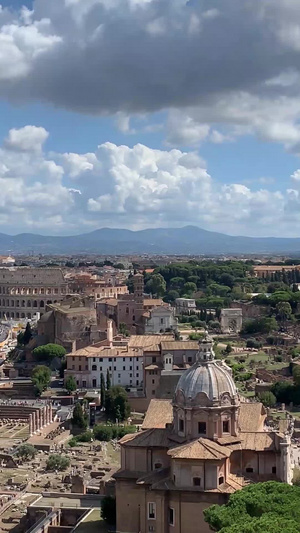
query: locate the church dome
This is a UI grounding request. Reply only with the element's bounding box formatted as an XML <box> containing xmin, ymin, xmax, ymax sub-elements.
<box><xmin>174</xmin><ymin>334</ymin><xmax>238</xmax><ymax>407</ymax></box>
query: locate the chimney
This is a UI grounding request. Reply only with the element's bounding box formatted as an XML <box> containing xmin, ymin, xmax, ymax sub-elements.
<box><xmin>107</xmin><ymin>319</ymin><xmax>113</xmax><ymax>347</ymax></box>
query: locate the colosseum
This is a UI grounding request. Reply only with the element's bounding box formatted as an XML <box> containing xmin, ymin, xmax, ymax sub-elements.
<box><xmin>0</xmin><ymin>268</ymin><xmax>68</xmax><ymax>320</ymax></box>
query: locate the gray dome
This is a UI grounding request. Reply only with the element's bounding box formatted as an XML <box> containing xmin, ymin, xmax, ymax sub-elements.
<box><xmin>175</xmin><ymin>360</ymin><xmax>237</xmax><ymax>406</ymax></box>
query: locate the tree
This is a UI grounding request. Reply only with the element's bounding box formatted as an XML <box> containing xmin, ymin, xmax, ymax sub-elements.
<box><xmin>65</xmin><ymin>375</ymin><xmax>77</xmax><ymax>394</ymax></box>
<box><xmin>258</xmin><ymin>391</ymin><xmax>276</xmax><ymax>407</ymax></box>
<box><xmin>46</xmin><ymin>454</ymin><xmax>70</xmax><ymax>471</ymax></box>
<box><xmin>23</xmin><ymin>322</ymin><xmax>33</xmax><ymax>345</ymax></box>
<box><xmin>32</xmin><ymin>365</ymin><xmax>51</xmax><ymax>396</ymax></box>
<box><xmin>145</xmin><ymin>273</ymin><xmax>166</xmax><ymax>297</ymax></box>
<box><xmin>72</xmin><ymin>402</ymin><xmax>88</xmax><ymax>430</ymax></box>
<box><xmin>105</xmin><ymin>386</ymin><xmax>131</xmax><ymax>422</ymax></box>
<box><xmin>204</xmin><ymin>481</ymin><xmax>300</xmax><ymax>533</ymax></box>
<box><xmin>163</xmin><ymin>290</ymin><xmax>180</xmax><ymax>303</ymax></box>
<box><xmin>106</xmin><ymin>368</ymin><xmax>111</xmax><ymax>390</ymax></box>
<box><xmin>16</xmin><ymin>444</ymin><xmax>37</xmax><ymax>461</ymax></box>
<box><xmin>225</xmin><ymin>343</ymin><xmax>233</xmax><ymax>354</ymax></box>
<box><xmin>293</xmin><ymin>365</ymin><xmax>300</xmax><ymax>387</ymax></box>
<box><xmin>33</xmin><ymin>343</ymin><xmax>66</xmax><ymax>362</ymax></box>
<box><xmin>93</xmin><ymin>424</ymin><xmax>113</xmax><ymax>441</ymax></box>
<box><xmin>101</xmin><ymin>496</ymin><xmax>116</xmax><ymax>525</ymax></box>
<box><xmin>17</xmin><ymin>331</ymin><xmax>25</xmax><ymax>345</ymax></box>
<box><xmin>119</xmin><ymin>322</ymin><xmax>129</xmax><ymax>336</ymax></box>
<box><xmin>100</xmin><ymin>373</ymin><xmax>106</xmax><ymax>408</ymax></box>
<box><xmin>183</xmin><ymin>282</ymin><xmax>197</xmax><ymax>295</ymax></box>
<box><xmin>276</xmin><ymin>301</ymin><xmax>292</xmax><ymax>327</ymax></box>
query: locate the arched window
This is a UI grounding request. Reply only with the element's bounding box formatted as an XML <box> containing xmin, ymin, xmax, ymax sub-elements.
<box><xmin>21</xmin><ymin>300</ymin><xmax>25</xmax><ymax>307</ymax></box>
<box><xmin>92</xmin><ymin>365</ymin><xmax>97</xmax><ymax>371</ymax></box>
<box><xmin>218</xmin><ymin>476</ymin><xmax>224</xmax><ymax>485</ymax></box>
<box><xmin>40</xmin><ymin>300</ymin><xmax>44</xmax><ymax>308</ymax></box>
<box><xmin>33</xmin><ymin>301</ymin><xmax>37</xmax><ymax>308</ymax></box>
<box><xmin>27</xmin><ymin>300</ymin><xmax>31</xmax><ymax>307</ymax></box>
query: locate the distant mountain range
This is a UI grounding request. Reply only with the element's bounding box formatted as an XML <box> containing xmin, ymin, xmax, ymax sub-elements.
<box><xmin>1</xmin><ymin>226</ymin><xmax>300</xmax><ymax>255</ymax></box>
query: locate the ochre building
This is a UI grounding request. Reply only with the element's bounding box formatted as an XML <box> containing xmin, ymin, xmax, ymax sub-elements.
<box><xmin>114</xmin><ymin>334</ymin><xmax>292</xmax><ymax>533</ymax></box>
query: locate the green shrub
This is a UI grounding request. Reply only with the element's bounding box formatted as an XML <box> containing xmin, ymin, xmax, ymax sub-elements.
<box><xmin>46</xmin><ymin>454</ymin><xmax>70</xmax><ymax>471</ymax></box>
<box><xmin>93</xmin><ymin>425</ymin><xmax>113</xmax><ymax>441</ymax></box>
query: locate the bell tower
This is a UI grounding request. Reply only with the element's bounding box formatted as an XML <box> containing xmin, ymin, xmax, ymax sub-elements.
<box><xmin>133</xmin><ymin>273</ymin><xmax>144</xmax><ymax>321</ymax></box>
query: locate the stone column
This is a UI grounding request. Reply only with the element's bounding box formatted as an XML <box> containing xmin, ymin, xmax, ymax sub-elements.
<box><xmin>43</xmin><ymin>406</ymin><xmax>47</xmax><ymax>428</ymax></box>
<box><xmin>280</xmin><ymin>435</ymin><xmax>292</xmax><ymax>484</ymax></box>
<box><xmin>32</xmin><ymin>412</ymin><xmax>36</xmax><ymax>434</ymax></box>
<box><xmin>46</xmin><ymin>405</ymin><xmax>50</xmax><ymax>425</ymax></box>
<box><xmin>36</xmin><ymin>410</ymin><xmax>40</xmax><ymax>432</ymax></box>
<box><xmin>49</xmin><ymin>404</ymin><xmax>53</xmax><ymax>424</ymax></box>
<box><xmin>29</xmin><ymin>414</ymin><xmax>33</xmax><ymax>437</ymax></box>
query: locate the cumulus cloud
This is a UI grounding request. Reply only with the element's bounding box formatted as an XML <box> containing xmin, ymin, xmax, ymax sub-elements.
<box><xmin>4</xmin><ymin>125</ymin><xmax>49</xmax><ymax>152</ymax></box>
<box><xmin>1</xmin><ymin>123</ymin><xmax>300</xmax><ymax>237</ymax></box>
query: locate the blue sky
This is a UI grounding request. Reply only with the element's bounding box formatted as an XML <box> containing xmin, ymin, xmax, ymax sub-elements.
<box><xmin>1</xmin><ymin>0</ymin><xmax>300</xmax><ymax>237</ymax></box>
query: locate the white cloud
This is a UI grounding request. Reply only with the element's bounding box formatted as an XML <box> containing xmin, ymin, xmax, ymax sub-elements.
<box><xmin>1</xmin><ymin>123</ymin><xmax>300</xmax><ymax>236</ymax></box>
<box><xmin>4</xmin><ymin>125</ymin><xmax>49</xmax><ymax>152</ymax></box>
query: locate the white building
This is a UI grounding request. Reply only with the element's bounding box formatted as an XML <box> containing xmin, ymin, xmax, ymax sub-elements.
<box><xmin>144</xmin><ymin>306</ymin><xmax>178</xmax><ymax>334</ymax></box>
<box><xmin>175</xmin><ymin>298</ymin><xmax>196</xmax><ymax>315</ymax></box>
<box><xmin>65</xmin><ymin>345</ymin><xmax>143</xmax><ymax>390</ymax></box>
<box><xmin>89</xmin><ymin>348</ymin><xmax>143</xmax><ymax>388</ymax></box>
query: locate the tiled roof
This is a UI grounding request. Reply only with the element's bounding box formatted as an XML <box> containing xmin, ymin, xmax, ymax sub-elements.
<box><xmin>142</xmin><ymin>400</ymin><xmax>173</xmax><ymax>430</ymax></box>
<box><xmin>168</xmin><ymin>437</ymin><xmax>231</xmax><ymax>460</ymax></box>
<box><xmin>144</xmin><ymin>299</ymin><xmax>163</xmax><ymax>306</ymax></box>
<box><xmin>128</xmin><ymin>335</ymin><xmax>173</xmax><ymax>349</ymax></box>
<box><xmin>66</xmin><ymin>346</ymin><xmax>141</xmax><ymax>358</ymax></box>
<box><xmin>239</xmin><ymin>432</ymin><xmax>276</xmax><ymax>451</ymax></box>
<box><xmin>161</xmin><ymin>341</ymin><xmax>199</xmax><ymax>351</ymax></box>
<box><xmin>119</xmin><ymin>428</ymin><xmax>171</xmax><ymax>448</ymax></box>
<box><xmin>239</xmin><ymin>402</ymin><xmax>266</xmax><ymax>432</ymax></box>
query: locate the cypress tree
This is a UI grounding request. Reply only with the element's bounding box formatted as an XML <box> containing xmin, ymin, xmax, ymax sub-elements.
<box><xmin>23</xmin><ymin>322</ymin><xmax>33</xmax><ymax>345</ymax></box>
<box><xmin>100</xmin><ymin>372</ymin><xmax>106</xmax><ymax>408</ymax></box>
<box><xmin>106</xmin><ymin>368</ymin><xmax>111</xmax><ymax>390</ymax></box>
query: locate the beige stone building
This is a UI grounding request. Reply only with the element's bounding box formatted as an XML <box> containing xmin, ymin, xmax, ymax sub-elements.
<box><xmin>37</xmin><ymin>295</ymin><xmax>104</xmax><ymax>351</ymax></box>
<box><xmin>114</xmin><ymin>334</ymin><xmax>292</xmax><ymax>533</ymax></box>
<box><xmin>0</xmin><ymin>267</ymin><xmax>68</xmax><ymax>320</ymax></box>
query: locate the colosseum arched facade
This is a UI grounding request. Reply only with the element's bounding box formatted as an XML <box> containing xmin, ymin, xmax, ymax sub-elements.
<box><xmin>0</xmin><ymin>268</ymin><xmax>68</xmax><ymax>320</ymax></box>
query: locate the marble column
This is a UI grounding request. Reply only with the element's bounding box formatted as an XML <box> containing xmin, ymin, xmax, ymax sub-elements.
<box><xmin>32</xmin><ymin>412</ymin><xmax>36</xmax><ymax>434</ymax></box>
<box><xmin>29</xmin><ymin>414</ymin><xmax>33</xmax><ymax>437</ymax></box>
<box><xmin>49</xmin><ymin>404</ymin><xmax>53</xmax><ymax>424</ymax></box>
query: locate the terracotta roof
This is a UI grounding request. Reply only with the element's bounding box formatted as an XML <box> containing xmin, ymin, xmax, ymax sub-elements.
<box><xmin>142</xmin><ymin>400</ymin><xmax>173</xmax><ymax>430</ymax></box>
<box><xmin>144</xmin><ymin>364</ymin><xmax>160</xmax><ymax>370</ymax></box>
<box><xmin>160</xmin><ymin>341</ymin><xmax>199</xmax><ymax>351</ymax></box>
<box><xmin>168</xmin><ymin>437</ymin><xmax>231</xmax><ymax>460</ymax></box>
<box><xmin>128</xmin><ymin>335</ymin><xmax>173</xmax><ymax>349</ymax></box>
<box><xmin>119</xmin><ymin>428</ymin><xmax>171</xmax><ymax>448</ymax></box>
<box><xmin>239</xmin><ymin>402</ymin><xmax>266</xmax><ymax>432</ymax></box>
<box><xmin>143</xmin><ymin>344</ymin><xmax>161</xmax><ymax>353</ymax></box>
<box><xmin>66</xmin><ymin>346</ymin><xmax>141</xmax><ymax>358</ymax></box>
<box><xmin>239</xmin><ymin>432</ymin><xmax>276</xmax><ymax>451</ymax></box>
<box><xmin>97</xmin><ymin>298</ymin><xmax>118</xmax><ymax>305</ymax></box>
<box><xmin>144</xmin><ymin>299</ymin><xmax>163</xmax><ymax>306</ymax></box>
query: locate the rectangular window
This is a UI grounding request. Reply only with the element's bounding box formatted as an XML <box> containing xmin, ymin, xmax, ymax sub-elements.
<box><xmin>99</xmin><ymin>358</ymin><xmax>103</xmax><ymax>362</ymax></box>
<box><xmin>152</xmin><ymin>379</ymin><xmax>155</xmax><ymax>384</ymax></box>
<box><xmin>148</xmin><ymin>502</ymin><xmax>156</xmax><ymax>520</ymax></box>
<box><xmin>92</xmin><ymin>379</ymin><xmax>97</xmax><ymax>387</ymax></box>
<box><xmin>123</xmin><ymin>366</ymin><xmax>125</xmax><ymax>371</ymax></box>
<box><xmin>223</xmin><ymin>420</ymin><xmax>229</xmax><ymax>433</ymax></box>
<box><xmin>272</xmin><ymin>466</ymin><xmax>277</xmax><ymax>474</ymax></box>
<box><xmin>100</xmin><ymin>366</ymin><xmax>102</xmax><ymax>371</ymax></box>
<box><xmin>123</xmin><ymin>357</ymin><xmax>125</xmax><ymax>362</ymax></box>
<box><xmin>169</xmin><ymin>508</ymin><xmax>175</xmax><ymax>526</ymax></box>
<box><xmin>179</xmin><ymin>419</ymin><xmax>184</xmax><ymax>432</ymax></box>
<box><xmin>193</xmin><ymin>477</ymin><xmax>201</xmax><ymax>486</ymax></box>
<box><xmin>79</xmin><ymin>365</ymin><xmax>81</xmax><ymax>371</ymax></box>
<box><xmin>114</xmin><ymin>366</ymin><xmax>116</xmax><ymax>371</ymax></box>
<box><xmin>130</xmin><ymin>366</ymin><xmax>132</xmax><ymax>370</ymax></box>
<box><xmin>198</xmin><ymin>422</ymin><xmax>206</xmax><ymax>434</ymax></box>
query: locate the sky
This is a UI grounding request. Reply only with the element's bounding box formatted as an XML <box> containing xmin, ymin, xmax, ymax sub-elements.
<box><xmin>2</xmin><ymin>1</ymin><xmax>300</xmax><ymax>237</ymax></box>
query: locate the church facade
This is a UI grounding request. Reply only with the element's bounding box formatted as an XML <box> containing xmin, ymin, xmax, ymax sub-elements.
<box><xmin>114</xmin><ymin>334</ymin><xmax>292</xmax><ymax>533</ymax></box>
